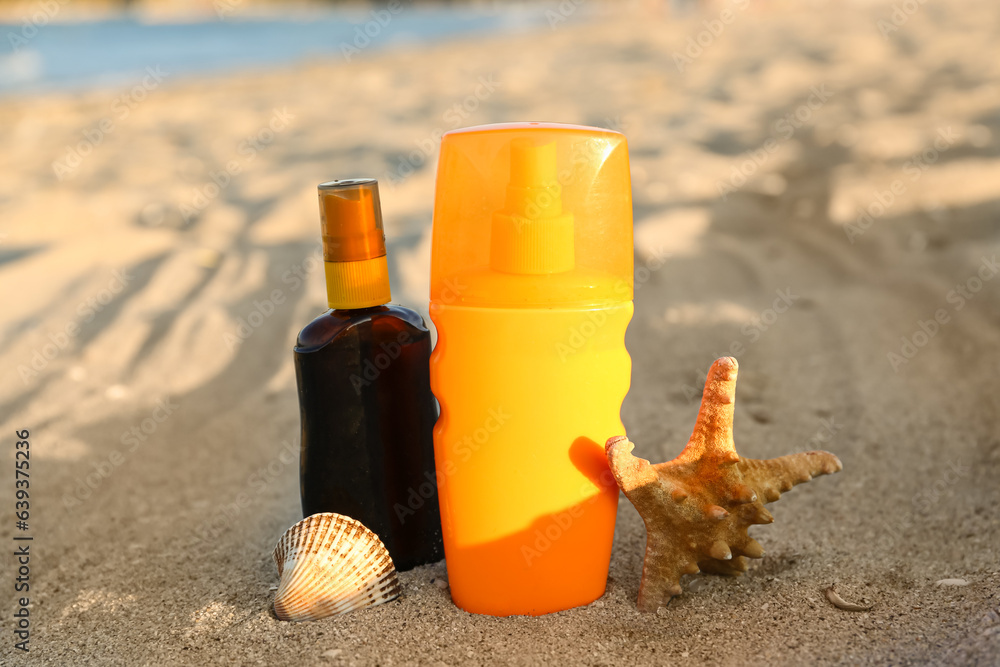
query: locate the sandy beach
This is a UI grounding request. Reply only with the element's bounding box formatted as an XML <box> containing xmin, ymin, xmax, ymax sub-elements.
<box><xmin>1</xmin><ymin>0</ymin><xmax>999</xmax><ymax>664</ymax></box>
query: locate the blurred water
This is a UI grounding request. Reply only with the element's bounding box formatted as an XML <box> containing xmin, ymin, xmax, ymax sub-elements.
<box><xmin>0</xmin><ymin>4</ymin><xmax>544</xmax><ymax>93</ymax></box>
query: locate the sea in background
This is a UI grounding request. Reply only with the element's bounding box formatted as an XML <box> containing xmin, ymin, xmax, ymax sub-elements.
<box><xmin>0</xmin><ymin>3</ymin><xmax>551</xmax><ymax>93</ymax></box>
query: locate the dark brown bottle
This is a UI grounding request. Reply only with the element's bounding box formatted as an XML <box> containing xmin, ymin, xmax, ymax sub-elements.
<box><xmin>294</xmin><ymin>179</ymin><xmax>443</xmax><ymax>571</ymax></box>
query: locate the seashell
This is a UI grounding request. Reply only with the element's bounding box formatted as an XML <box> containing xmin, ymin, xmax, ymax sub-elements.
<box><xmin>272</xmin><ymin>513</ymin><xmax>401</xmax><ymax>621</ymax></box>
<box><xmin>605</xmin><ymin>357</ymin><xmax>843</xmax><ymax>612</ymax></box>
<box><xmin>825</xmin><ymin>583</ymin><xmax>873</xmax><ymax>611</ymax></box>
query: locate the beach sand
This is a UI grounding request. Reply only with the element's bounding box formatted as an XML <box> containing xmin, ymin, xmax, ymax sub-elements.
<box><xmin>1</xmin><ymin>0</ymin><xmax>999</xmax><ymax>664</ymax></box>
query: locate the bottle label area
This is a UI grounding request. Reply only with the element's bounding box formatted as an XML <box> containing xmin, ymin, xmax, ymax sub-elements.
<box><xmin>429</xmin><ymin>302</ymin><xmax>633</xmax><ymax>615</ymax></box>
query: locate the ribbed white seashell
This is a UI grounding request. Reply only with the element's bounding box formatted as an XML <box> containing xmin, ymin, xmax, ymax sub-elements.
<box><xmin>272</xmin><ymin>513</ymin><xmax>401</xmax><ymax>622</ymax></box>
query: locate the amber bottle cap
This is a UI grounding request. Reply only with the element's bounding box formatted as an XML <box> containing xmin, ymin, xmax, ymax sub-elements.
<box><xmin>318</xmin><ymin>179</ymin><xmax>387</xmax><ymax>262</ymax></box>
<box><xmin>317</xmin><ymin>179</ymin><xmax>392</xmax><ymax>309</ymax></box>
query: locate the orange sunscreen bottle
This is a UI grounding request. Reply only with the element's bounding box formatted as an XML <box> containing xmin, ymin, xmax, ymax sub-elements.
<box><xmin>429</xmin><ymin>123</ymin><xmax>634</xmax><ymax>615</ymax></box>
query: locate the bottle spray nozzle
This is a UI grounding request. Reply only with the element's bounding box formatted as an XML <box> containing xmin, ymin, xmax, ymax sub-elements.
<box><xmin>490</xmin><ymin>139</ymin><xmax>574</xmax><ymax>275</ymax></box>
<box><xmin>431</xmin><ymin>122</ymin><xmax>634</xmax><ymax>307</ymax></box>
<box><xmin>503</xmin><ymin>139</ymin><xmax>565</xmax><ymax>220</ymax></box>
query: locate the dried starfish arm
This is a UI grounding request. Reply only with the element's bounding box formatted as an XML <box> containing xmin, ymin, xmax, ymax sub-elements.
<box><xmin>673</xmin><ymin>356</ymin><xmax>740</xmax><ymax>465</ymax></box>
<box><xmin>606</xmin><ymin>437</ymin><xmax>701</xmax><ymax>610</ymax></box>
<box><xmin>738</xmin><ymin>452</ymin><xmax>843</xmax><ymax>504</ymax></box>
<box><xmin>637</xmin><ymin>527</ymin><xmax>692</xmax><ymax>610</ymax></box>
<box><xmin>605</xmin><ymin>436</ymin><xmax>659</xmax><ymax>496</ymax></box>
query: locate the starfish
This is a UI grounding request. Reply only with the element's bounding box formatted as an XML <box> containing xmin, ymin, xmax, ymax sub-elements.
<box><xmin>605</xmin><ymin>357</ymin><xmax>842</xmax><ymax>612</ymax></box>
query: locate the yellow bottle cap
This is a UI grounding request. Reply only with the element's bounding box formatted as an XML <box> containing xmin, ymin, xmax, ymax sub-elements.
<box><xmin>317</xmin><ymin>179</ymin><xmax>392</xmax><ymax>310</ymax></box>
<box><xmin>430</xmin><ymin>123</ymin><xmax>633</xmax><ymax>308</ymax></box>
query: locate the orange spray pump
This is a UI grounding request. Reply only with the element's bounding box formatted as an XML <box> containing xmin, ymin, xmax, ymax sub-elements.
<box><xmin>429</xmin><ymin>123</ymin><xmax>634</xmax><ymax>615</ymax></box>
